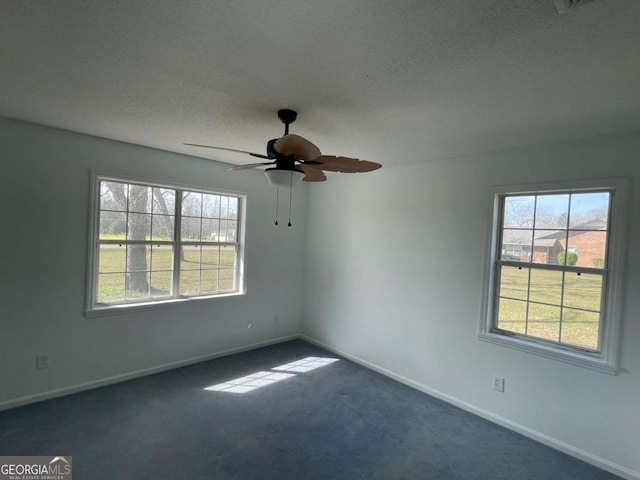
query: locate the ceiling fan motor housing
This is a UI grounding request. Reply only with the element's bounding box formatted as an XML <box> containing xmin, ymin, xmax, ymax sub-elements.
<box><xmin>277</xmin><ymin>109</ymin><xmax>297</xmax><ymax>125</ymax></box>
<box><xmin>266</xmin><ymin>138</ymin><xmax>278</xmax><ymax>158</ymax></box>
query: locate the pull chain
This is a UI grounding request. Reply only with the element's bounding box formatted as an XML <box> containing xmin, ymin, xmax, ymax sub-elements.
<box><xmin>288</xmin><ymin>172</ymin><xmax>293</xmax><ymax>227</ymax></box>
<box><xmin>274</xmin><ymin>188</ymin><xmax>279</xmax><ymax>225</ymax></box>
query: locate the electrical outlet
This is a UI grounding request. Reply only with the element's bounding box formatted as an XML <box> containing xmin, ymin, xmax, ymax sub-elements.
<box><xmin>247</xmin><ymin>320</ymin><xmax>252</xmax><ymax>329</ymax></box>
<box><xmin>493</xmin><ymin>375</ymin><xmax>505</xmax><ymax>392</ymax></box>
<box><xmin>36</xmin><ymin>354</ymin><xmax>50</xmax><ymax>370</ymax></box>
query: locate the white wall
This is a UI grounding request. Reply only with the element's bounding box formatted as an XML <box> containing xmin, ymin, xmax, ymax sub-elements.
<box><xmin>0</xmin><ymin>117</ymin><xmax>307</xmax><ymax>407</ymax></box>
<box><xmin>302</xmin><ymin>130</ymin><xmax>640</xmax><ymax>478</ymax></box>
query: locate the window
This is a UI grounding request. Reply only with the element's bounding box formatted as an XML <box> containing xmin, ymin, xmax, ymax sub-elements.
<box><xmin>480</xmin><ymin>180</ymin><xmax>627</xmax><ymax>374</ymax></box>
<box><xmin>88</xmin><ymin>176</ymin><xmax>244</xmax><ymax>312</ymax></box>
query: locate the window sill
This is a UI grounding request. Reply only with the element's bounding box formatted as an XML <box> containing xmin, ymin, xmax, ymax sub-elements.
<box><xmin>477</xmin><ymin>331</ymin><xmax>618</xmax><ymax>375</ymax></box>
<box><xmin>85</xmin><ymin>292</ymin><xmax>245</xmax><ymax>318</ymax></box>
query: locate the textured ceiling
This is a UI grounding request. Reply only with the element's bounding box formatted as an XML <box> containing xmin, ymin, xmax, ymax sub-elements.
<box><xmin>1</xmin><ymin>0</ymin><xmax>640</xmax><ymax>168</ymax></box>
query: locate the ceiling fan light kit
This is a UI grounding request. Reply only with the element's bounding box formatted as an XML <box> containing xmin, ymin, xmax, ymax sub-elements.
<box><xmin>264</xmin><ymin>168</ymin><xmax>305</xmax><ymax>189</ymax></box>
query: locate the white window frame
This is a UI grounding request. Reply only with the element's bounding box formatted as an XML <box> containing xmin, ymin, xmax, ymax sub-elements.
<box><xmin>478</xmin><ymin>178</ymin><xmax>628</xmax><ymax>374</ymax></box>
<box><xmin>86</xmin><ymin>173</ymin><xmax>246</xmax><ymax>316</ymax></box>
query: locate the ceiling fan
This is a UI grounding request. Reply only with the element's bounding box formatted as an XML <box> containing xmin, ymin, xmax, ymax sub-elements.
<box><xmin>184</xmin><ymin>109</ymin><xmax>382</xmax><ymax>188</ymax></box>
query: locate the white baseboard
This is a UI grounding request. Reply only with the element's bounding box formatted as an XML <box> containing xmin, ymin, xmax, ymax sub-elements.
<box><xmin>301</xmin><ymin>334</ymin><xmax>639</xmax><ymax>480</ymax></box>
<box><xmin>0</xmin><ymin>334</ymin><xmax>298</xmax><ymax>412</ymax></box>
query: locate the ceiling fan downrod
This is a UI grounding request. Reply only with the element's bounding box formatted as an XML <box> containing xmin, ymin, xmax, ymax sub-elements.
<box><xmin>277</xmin><ymin>109</ymin><xmax>297</xmax><ymax>136</ymax></box>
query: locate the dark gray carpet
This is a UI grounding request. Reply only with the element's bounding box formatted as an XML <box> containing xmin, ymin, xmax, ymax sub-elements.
<box><xmin>0</xmin><ymin>340</ymin><xmax>620</xmax><ymax>479</ymax></box>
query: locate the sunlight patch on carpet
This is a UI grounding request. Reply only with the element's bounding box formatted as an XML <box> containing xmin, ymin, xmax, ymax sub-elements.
<box><xmin>272</xmin><ymin>356</ymin><xmax>339</xmax><ymax>373</ymax></box>
<box><xmin>204</xmin><ymin>371</ymin><xmax>295</xmax><ymax>393</ymax></box>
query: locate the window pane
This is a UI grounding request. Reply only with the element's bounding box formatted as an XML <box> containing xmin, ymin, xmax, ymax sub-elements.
<box><xmin>563</xmin><ymin>273</ymin><xmax>602</xmax><ymax>312</ymax></box>
<box><xmin>150</xmin><ymin>271</ymin><xmax>172</xmax><ymax>297</ymax></box>
<box><xmin>535</xmin><ymin>194</ymin><xmax>569</xmax><ymax>229</ymax></box>
<box><xmin>100</xmin><ymin>181</ymin><xmax>128</xmax><ymax>211</ymax></box>
<box><xmin>220</xmin><ymin>196</ymin><xmax>229</xmax><ymax>219</ymax></box>
<box><xmin>219</xmin><ymin>220</ymin><xmax>228</xmax><ymax>242</ymax></box>
<box><xmin>202</xmin><ymin>218</ymin><xmax>220</xmax><ymax>241</ymax></box>
<box><xmin>528</xmin><ymin>269</ymin><xmax>562</xmax><ymax>305</ymax></box>
<box><xmin>97</xmin><ymin>273</ymin><xmax>125</xmax><ymax>303</ymax></box>
<box><xmin>532</xmin><ymin>230</ymin><xmax>562</xmax><ymax>264</ymax></box>
<box><xmin>561</xmin><ymin>308</ymin><xmax>599</xmax><ymax>350</ymax></box>
<box><xmin>225</xmin><ymin>220</ymin><xmax>238</xmax><ymax>242</ymax></box>
<box><xmin>127</xmin><ymin>244</ymin><xmax>149</xmax><ymax>272</ymax></box>
<box><xmin>220</xmin><ymin>246</ymin><xmax>237</xmax><ymax>268</ymax></box>
<box><xmin>182</xmin><ymin>192</ymin><xmax>202</xmax><ymax>216</ymax></box>
<box><xmin>99</xmin><ymin>211</ymin><xmax>127</xmax><ymax>239</ymax></box>
<box><xmin>180</xmin><ymin>270</ymin><xmax>200</xmax><ymax>295</ymax></box>
<box><xmin>201</xmin><ymin>245</ymin><xmax>220</xmax><ymax>267</ymax></box>
<box><xmin>503</xmin><ymin>196</ymin><xmax>534</xmax><ymax>228</ymax></box>
<box><xmin>219</xmin><ymin>269</ymin><xmax>235</xmax><ymax>292</ymax></box>
<box><xmin>202</xmin><ymin>194</ymin><xmax>220</xmax><ymax>218</ymax></box>
<box><xmin>127</xmin><ymin>213</ymin><xmax>151</xmax><ymax>241</ymax></box>
<box><xmin>126</xmin><ymin>271</ymin><xmax>150</xmax><ymax>299</ymax></box>
<box><xmin>228</xmin><ymin>197</ymin><xmax>239</xmax><ymax>220</ymax></box>
<box><xmin>181</xmin><ymin>217</ymin><xmax>201</xmax><ymax>241</ymax></box>
<box><xmin>128</xmin><ymin>184</ymin><xmax>152</xmax><ymax>213</ymax></box>
<box><xmin>151</xmin><ymin>214</ymin><xmax>174</xmax><ymax>241</ymax></box>
<box><xmin>181</xmin><ymin>245</ymin><xmax>201</xmax><ymax>270</ymax></box>
<box><xmin>501</xmin><ymin>229</ymin><xmax>532</xmax><ymax>262</ymax></box>
<box><xmin>498</xmin><ymin>266</ymin><xmax>528</xmax><ymax>300</ymax></box>
<box><xmin>152</xmin><ymin>188</ymin><xmax>175</xmax><ymax>215</ymax></box>
<box><xmin>569</xmin><ymin>192</ymin><xmax>609</xmax><ymax>229</ymax></box>
<box><xmin>566</xmin><ymin>231</ymin><xmax>607</xmax><ymax>268</ymax></box>
<box><xmin>527</xmin><ymin>303</ymin><xmax>560</xmax><ymax>342</ymax></box>
<box><xmin>201</xmin><ymin>269</ymin><xmax>218</xmax><ymax>294</ymax></box>
<box><xmin>497</xmin><ymin>298</ymin><xmax>527</xmax><ymax>334</ymax></box>
<box><xmin>99</xmin><ymin>244</ymin><xmax>126</xmax><ymax>273</ymax></box>
<box><xmin>150</xmin><ymin>244</ymin><xmax>173</xmax><ymax>271</ymax></box>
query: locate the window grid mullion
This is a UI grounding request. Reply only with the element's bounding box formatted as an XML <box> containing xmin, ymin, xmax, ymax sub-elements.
<box><xmin>218</xmin><ymin>211</ymin><xmax>223</xmax><ymax>293</ymax></box>
<box><xmin>101</xmin><ymin>239</ymin><xmax>173</xmax><ymax>246</ymax></box>
<box><xmin>497</xmin><ymin>260</ymin><xmax>607</xmax><ymax>276</ymax></box>
<box><xmin>125</xmin><ymin>184</ymin><xmax>130</xmax><ymax>241</ymax></box>
<box><xmin>180</xmin><ymin>241</ymin><xmax>238</xmax><ymax>247</ymax></box>
<box><xmin>558</xmin><ymin>271</ymin><xmax>566</xmax><ymax>343</ymax></box>
<box><xmin>493</xmin><ymin>329</ymin><xmax>600</xmax><ymax>355</ymax></box>
<box><xmin>492</xmin><ymin>197</ymin><xmax>506</xmax><ymax>330</ymax></box>
<box><xmin>597</xmin><ymin>272</ymin><xmax>608</xmax><ymax>352</ymax></box>
<box><xmin>499</xmin><ymin>295</ymin><xmax>601</xmax><ymax>314</ymax></box>
<box><xmin>524</xmin><ymin>267</ymin><xmax>532</xmax><ymax>336</ymax></box>
<box><xmin>173</xmin><ymin>189</ymin><xmax>183</xmax><ymax>298</ymax></box>
<box><xmin>563</xmin><ymin>192</ymin><xmax>573</xmax><ymax>266</ymax></box>
<box><xmin>524</xmin><ymin>195</ymin><xmax>540</xmax><ymax>335</ymax></box>
<box><xmin>199</xmin><ymin>213</ymin><xmax>204</xmax><ymax>295</ymax></box>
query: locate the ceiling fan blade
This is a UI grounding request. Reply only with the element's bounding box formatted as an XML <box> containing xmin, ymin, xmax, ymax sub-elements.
<box><xmin>300</xmin><ymin>164</ymin><xmax>327</xmax><ymax>182</ymax></box>
<box><xmin>309</xmin><ymin>156</ymin><xmax>382</xmax><ymax>173</ymax></box>
<box><xmin>274</xmin><ymin>134</ymin><xmax>321</xmax><ymax>161</ymax></box>
<box><xmin>184</xmin><ymin>143</ymin><xmax>270</xmax><ymax>159</ymax></box>
<box><xmin>227</xmin><ymin>161</ymin><xmax>276</xmax><ymax>171</ymax></box>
